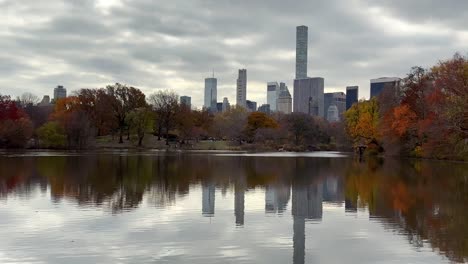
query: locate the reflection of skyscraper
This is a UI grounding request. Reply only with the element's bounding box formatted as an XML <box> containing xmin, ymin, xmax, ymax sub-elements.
<box><xmin>202</xmin><ymin>183</ymin><xmax>215</xmax><ymax>217</ymax></box>
<box><xmin>292</xmin><ymin>180</ymin><xmax>323</xmax><ymax>264</ymax></box>
<box><xmin>234</xmin><ymin>184</ymin><xmax>245</xmax><ymax>226</ymax></box>
<box><xmin>265</xmin><ymin>185</ymin><xmax>291</xmax><ymax>214</ymax></box>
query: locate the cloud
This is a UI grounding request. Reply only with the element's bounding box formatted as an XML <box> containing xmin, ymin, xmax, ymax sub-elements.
<box><xmin>0</xmin><ymin>0</ymin><xmax>466</xmax><ymax>107</ymax></box>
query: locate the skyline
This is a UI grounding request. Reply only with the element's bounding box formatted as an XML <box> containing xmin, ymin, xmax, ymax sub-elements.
<box><xmin>1</xmin><ymin>0</ymin><xmax>467</xmax><ymax>108</ymax></box>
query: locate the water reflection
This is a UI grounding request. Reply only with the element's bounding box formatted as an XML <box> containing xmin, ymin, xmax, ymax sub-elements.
<box><xmin>0</xmin><ymin>153</ymin><xmax>467</xmax><ymax>263</ymax></box>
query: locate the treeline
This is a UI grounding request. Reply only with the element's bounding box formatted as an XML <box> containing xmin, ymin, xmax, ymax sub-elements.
<box><xmin>345</xmin><ymin>53</ymin><xmax>468</xmax><ymax>160</ymax></box>
<box><xmin>0</xmin><ymin>83</ymin><xmax>348</xmax><ymax>150</ymax></box>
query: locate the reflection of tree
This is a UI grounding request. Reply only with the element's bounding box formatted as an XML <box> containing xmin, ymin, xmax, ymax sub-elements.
<box><xmin>345</xmin><ymin>159</ymin><xmax>468</xmax><ymax>263</ymax></box>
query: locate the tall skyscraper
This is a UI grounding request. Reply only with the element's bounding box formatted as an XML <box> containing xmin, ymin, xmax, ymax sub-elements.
<box><xmin>295</xmin><ymin>26</ymin><xmax>308</xmax><ymax>79</ymax></box>
<box><xmin>346</xmin><ymin>86</ymin><xmax>358</xmax><ymax>110</ymax></box>
<box><xmin>53</xmin><ymin>85</ymin><xmax>67</xmax><ymax>101</ymax></box>
<box><xmin>236</xmin><ymin>69</ymin><xmax>247</xmax><ymax>107</ymax></box>
<box><xmin>370</xmin><ymin>77</ymin><xmax>401</xmax><ymax>98</ymax></box>
<box><xmin>293</xmin><ymin>77</ymin><xmax>324</xmax><ymax>117</ymax></box>
<box><xmin>267</xmin><ymin>82</ymin><xmax>279</xmax><ymax>111</ymax></box>
<box><xmin>180</xmin><ymin>96</ymin><xmax>191</xmax><ymax>108</ymax></box>
<box><xmin>204</xmin><ymin>77</ymin><xmax>217</xmax><ymax>111</ymax></box>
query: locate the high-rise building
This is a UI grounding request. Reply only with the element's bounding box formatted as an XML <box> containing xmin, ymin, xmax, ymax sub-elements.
<box><xmin>204</xmin><ymin>77</ymin><xmax>217</xmax><ymax>111</ymax></box>
<box><xmin>216</xmin><ymin>102</ymin><xmax>223</xmax><ymax>112</ymax></box>
<box><xmin>327</xmin><ymin>105</ymin><xmax>339</xmax><ymax>122</ymax></box>
<box><xmin>246</xmin><ymin>100</ymin><xmax>257</xmax><ymax>112</ymax></box>
<box><xmin>370</xmin><ymin>77</ymin><xmax>401</xmax><ymax>98</ymax></box>
<box><xmin>293</xmin><ymin>77</ymin><xmax>324</xmax><ymax>117</ymax></box>
<box><xmin>53</xmin><ymin>85</ymin><xmax>67</xmax><ymax>101</ymax></box>
<box><xmin>236</xmin><ymin>69</ymin><xmax>247</xmax><ymax>107</ymax></box>
<box><xmin>258</xmin><ymin>104</ymin><xmax>271</xmax><ymax>114</ymax></box>
<box><xmin>295</xmin><ymin>26</ymin><xmax>308</xmax><ymax>79</ymax></box>
<box><xmin>39</xmin><ymin>95</ymin><xmax>50</xmax><ymax>106</ymax></box>
<box><xmin>267</xmin><ymin>82</ymin><xmax>279</xmax><ymax>111</ymax></box>
<box><xmin>277</xmin><ymin>86</ymin><xmax>292</xmax><ymax>114</ymax></box>
<box><xmin>324</xmin><ymin>92</ymin><xmax>346</xmax><ymax>119</ymax></box>
<box><xmin>222</xmin><ymin>97</ymin><xmax>230</xmax><ymax>112</ymax></box>
<box><xmin>346</xmin><ymin>86</ymin><xmax>358</xmax><ymax>110</ymax></box>
<box><xmin>180</xmin><ymin>96</ymin><xmax>191</xmax><ymax>108</ymax></box>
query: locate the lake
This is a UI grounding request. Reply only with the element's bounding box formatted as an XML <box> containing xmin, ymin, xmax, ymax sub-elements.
<box><xmin>0</xmin><ymin>151</ymin><xmax>467</xmax><ymax>263</ymax></box>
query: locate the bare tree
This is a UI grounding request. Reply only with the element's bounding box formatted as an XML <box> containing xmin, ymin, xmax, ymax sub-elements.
<box><xmin>19</xmin><ymin>92</ymin><xmax>40</xmax><ymax>106</ymax></box>
<box><xmin>147</xmin><ymin>90</ymin><xmax>179</xmax><ymax>144</ymax></box>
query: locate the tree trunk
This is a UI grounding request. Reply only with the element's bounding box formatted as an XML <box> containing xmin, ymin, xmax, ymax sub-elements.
<box><xmin>119</xmin><ymin>129</ymin><xmax>123</xmax><ymax>144</ymax></box>
<box><xmin>138</xmin><ymin>136</ymin><xmax>143</xmax><ymax>147</ymax></box>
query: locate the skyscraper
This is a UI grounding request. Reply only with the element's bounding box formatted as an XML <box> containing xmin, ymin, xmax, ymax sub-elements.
<box><xmin>236</xmin><ymin>69</ymin><xmax>247</xmax><ymax>107</ymax></box>
<box><xmin>204</xmin><ymin>77</ymin><xmax>217</xmax><ymax>111</ymax></box>
<box><xmin>267</xmin><ymin>82</ymin><xmax>279</xmax><ymax>111</ymax></box>
<box><xmin>370</xmin><ymin>77</ymin><xmax>401</xmax><ymax>98</ymax></box>
<box><xmin>277</xmin><ymin>86</ymin><xmax>292</xmax><ymax>114</ymax></box>
<box><xmin>295</xmin><ymin>26</ymin><xmax>308</xmax><ymax>79</ymax></box>
<box><xmin>346</xmin><ymin>86</ymin><xmax>358</xmax><ymax>110</ymax></box>
<box><xmin>293</xmin><ymin>77</ymin><xmax>324</xmax><ymax>117</ymax></box>
<box><xmin>324</xmin><ymin>92</ymin><xmax>346</xmax><ymax>119</ymax></box>
<box><xmin>180</xmin><ymin>96</ymin><xmax>191</xmax><ymax>108</ymax></box>
<box><xmin>246</xmin><ymin>100</ymin><xmax>257</xmax><ymax>112</ymax></box>
<box><xmin>53</xmin><ymin>85</ymin><xmax>67</xmax><ymax>101</ymax></box>
<box><xmin>222</xmin><ymin>97</ymin><xmax>230</xmax><ymax>112</ymax></box>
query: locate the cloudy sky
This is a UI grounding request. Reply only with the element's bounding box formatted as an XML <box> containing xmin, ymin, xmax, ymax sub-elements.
<box><xmin>1</xmin><ymin>0</ymin><xmax>467</xmax><ymax>108</ymax></box>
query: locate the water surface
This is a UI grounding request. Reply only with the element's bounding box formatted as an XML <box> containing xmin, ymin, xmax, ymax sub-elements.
<box><xmin>0</xmin><ymin>151</ymin><xmax>467</xmax><ymax>263</ymax></box>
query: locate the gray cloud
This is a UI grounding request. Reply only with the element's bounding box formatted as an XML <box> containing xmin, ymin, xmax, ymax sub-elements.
<box><xmin>0</xmin><ymin>0</ymin><xmax>466</xmax><ymax>107</ymax></box>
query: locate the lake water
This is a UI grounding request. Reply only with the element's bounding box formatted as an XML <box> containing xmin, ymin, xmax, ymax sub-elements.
<box><xmin>0</xmin><ymin>151</ymin><xmax>467</xmax><ymax>263</ymax></box>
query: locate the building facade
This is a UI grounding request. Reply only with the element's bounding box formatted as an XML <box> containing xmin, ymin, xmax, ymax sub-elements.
<box><xmin>293</xmin><ymin>77</ymin><xmax>324</xmax><ymax>117</ymax></box>
<box><xmin>327</xmin><ymin>105</ymin><xmax>339</xmax><ymax>122</ymax></box>
<box><xmin>180</xmin><ymin>96</ymin><xmax>191</xmax><ymax>108</ymax></box>
<box><xmin>295</xmin><ymin>26</ymin><xmax>308</xmax><ymax>79</ymax></box>
<box><xmin>277</xmin><ymin>87</ymin><xmax>292</xmax><ymax>114</ymax></box>
<box><xmin>222</xmin><ymin>97</ymin><xmax>230</xmax><ymax>112</ymax></box>
<box><xmin>267</xmin><ymin>82</ymin><xmax>279</xmax><ymax>111</ymax></box>
<box><xmin>53</xmin><ymin>85</ymin><xmax>67</xmax><ymax>101</ymax></box>
<box><xmin>236</xmin><ymin>69</ymin><xmax>247</xmax><ymax>107</ymax></box>
<box><xmin>258</xmin><ymin>104</ymin><xmax>271</xmax><ymax>114</ymax></box>
<box><xmin>324</xmin><ymin>92</ymin><xmax>346</xmax><ymax>119</ymax></box>
<box><xmin>370</xmin><ymin>77</ymin><xmax>401</xmax><ymax>98</ymax></box>
<box><xmin>246</xmin><ymin>100</ymin><xmax>257</xmax><ymax>112</ymax></box>
<box><xmin>204</xmin><ymin>77</ymin><xmax>217</xmax><ymax>111</ymax></box>
<box><xmin>346</xmin><ymin>86</ymin><xmax>358</xmax><ymax>110</ymax></box>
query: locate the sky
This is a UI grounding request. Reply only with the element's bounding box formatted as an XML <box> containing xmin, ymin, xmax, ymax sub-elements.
<box><xmin>1</xmin><ymin>0</ymin><xmax>467</xmax><ymax>108</ymax></box>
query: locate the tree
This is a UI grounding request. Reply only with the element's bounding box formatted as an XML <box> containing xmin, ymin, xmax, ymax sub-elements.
<box><xmin>344</xmin><ymin>98</ymin><xmax>380</xmax><ymax>147</ymax></box>
<box><xmin>0</xmin><ymin>95</ymin><xmax>33</xmax><ymax>148</ymax></box>
<box><xmin>245</xmin><ymin>112</ymin><xmax>278</xmax><ymax>142</ymax></box>
<box><xmin>211</xmin><ymin>107</ymin><xmax>248</xmax><ymax>144</ymax></box>
<box><xmin>107</xmin><ymin>83</ymin><xmax>146</xmax><ymax>143</ymax></box>
<box><xmin>284</xmin><ymin>113</ymin><xmax>327</xmax><ymax>146</ymax></box>
<box><xmin>18</xmin><ymin>92</ymin><xmax>40</xmax><ymax>107</ymax></box>
<box><xmin>147</xmin><ymin>90</ymin><xmax>179</xmax><ymax>144</ymax></box>
<box><xmin>75</xmin><ymin>88</ymin><xmax>117</xmax><ymax>136</ymax></box>
<box><xmin>37</xmin><ymin>121</ymin><xmax>66</xmax><ymax>148</ymax></box>
<box><xmin>126</xmin><ymin>107</ymin><xmax>153</xmax><ymax>147</ymax></box>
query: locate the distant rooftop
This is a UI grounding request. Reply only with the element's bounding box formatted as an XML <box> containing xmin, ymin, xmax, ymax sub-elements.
<box><xmin>370</xmin><ymin>77</ymin><xmax>401</xmax><ymax>83</ymax></box>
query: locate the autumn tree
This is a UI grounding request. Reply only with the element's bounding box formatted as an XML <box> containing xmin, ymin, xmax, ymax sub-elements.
<box><xmin>0</xmin><ymin>95</ymin><xmax>33</xmax><ymax>148</ymax></box>
<box><xmin>245</xmin><ymin>112</ymin><xmax>278</xmax><ymax>142</ymax></box>
<box><xmin>344</xmin><ymin>98</ymin><xmax>381</xmax><ymax>148</ymax></box>
<box><xmin>107</xmin><ymin>83</ymin><xmax>146</xmax><ymax>143</ymax></box>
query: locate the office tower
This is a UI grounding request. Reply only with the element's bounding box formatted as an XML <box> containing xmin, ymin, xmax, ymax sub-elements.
<box><xmin>222</xmin><ymin>97</ymin><xmax>230</xmax><ymax>112</ymax></box>
<box><xmin>293</xmin><ymin>77</ymin><xmax>324</xmax><ymax>117</ymax></box>
<box><xmin>295</xmin><ymin>26</ymin><xmax>308</xmax><ymax>79</ymax></box>
<box><xmin>258</xmin><ymin>104</ymin><xmax>270</xmax><ymax>114</ymax></box>
<box><xmin>246</xmin><ymin>100</ymin><xmax>257</xmax><ymax>112</ymax></box>
<box><xmin>53</xmin><ymin>85</ymin><xmax>67</xmax><ymax>101</ymax></box>
<box><xmin>236</xmin><ymin>69</ymin><xmax>247</xmax><ymax>107</ymax></box>
<box><xmin>202</xmin><ymin>183</ymin><xmax>215</xmax><ymax>217</ymax></box>
<box><xmin>324</xmin><ymin>92</ymin><xmax>346</xmax><ymax>119</ymax></box>
<box><xmin>216</xmin><ymin>102</ymin><xmax>223</xmax><ymax>112</ymax></box>
<box><xmin>346</xmin><ymin>86</ymin><xmax>359</xmax><ymax>110</ymax></box>
<box><xmin>327</xmin><ymin>105</ymin><xmax>339</xmax><ymax>122</ymax></box>
<box><xmin>204</xmin><ymin>77</ymin><xmax>217</xmax><ymax>111</ymax></box>
<box><xmin>370</xmin><ymin>77</ymin><xmax>401</xmax><ymax>98</ymax></box>
<box><xmin>277</xmin><ymin>87</ymin><xmax>292</xmax><ymax>114</ymax></box>
<box><xmin>180</xmin><ymin>96</ymin><xmax>191</xmax><ymax>108</ymax></box>
<box><xmin>267</xmin><ymin>82</ymin><xmax>279</xmax><ymax>111</ymax></box>
<box><xmin>39</xmin><ymin>95</ymin><xmax>50</xmax><ymax>106</ymax></box>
